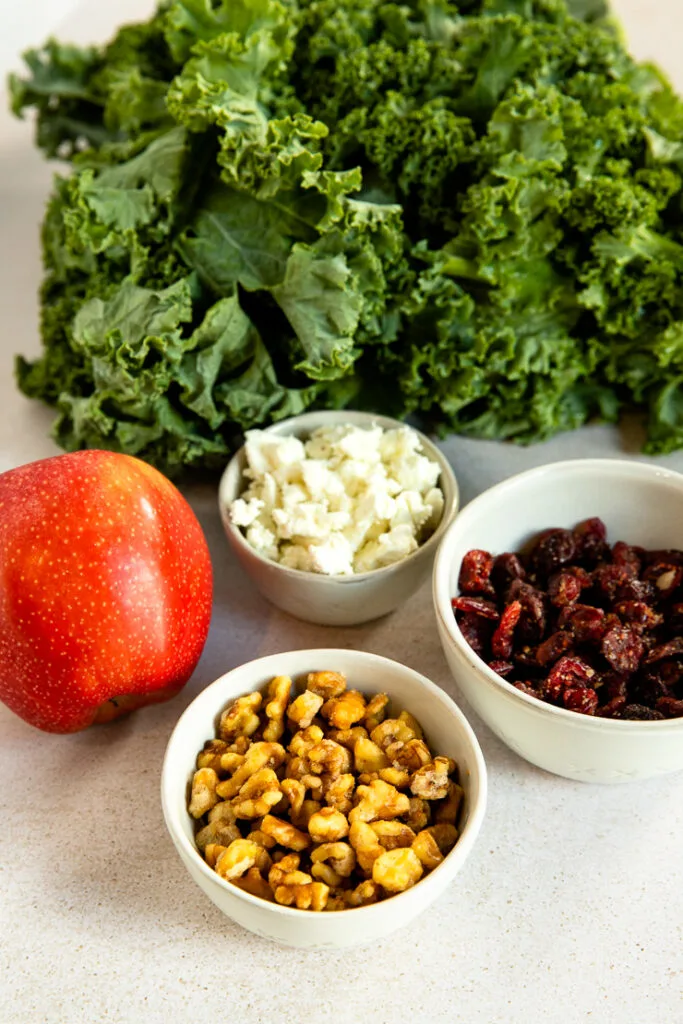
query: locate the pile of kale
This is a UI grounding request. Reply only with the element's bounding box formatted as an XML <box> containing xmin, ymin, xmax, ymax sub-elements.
<box><xmin>11</xmin><ymin>0</ymin><xmax>683</xmax><ymax>473</ymax></box>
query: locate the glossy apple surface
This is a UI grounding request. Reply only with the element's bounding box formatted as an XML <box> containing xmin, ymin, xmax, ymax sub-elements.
<box><xmin>0</xmin><ymin>450</ymin><xmax>213</xmax><ymax>732</ymax></box>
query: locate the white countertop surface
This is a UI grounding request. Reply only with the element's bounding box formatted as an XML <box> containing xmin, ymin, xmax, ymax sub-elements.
<box><xmin>1</xmin><ymin>2</ymin><xmax>682</xmax><ymax>1022</ymax></box>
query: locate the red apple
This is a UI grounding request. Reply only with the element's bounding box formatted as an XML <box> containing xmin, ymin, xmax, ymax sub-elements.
<box><xmin>0</xmin><ymin>450</ymin><xmax>213</xmax><ymax>732</ymax></box>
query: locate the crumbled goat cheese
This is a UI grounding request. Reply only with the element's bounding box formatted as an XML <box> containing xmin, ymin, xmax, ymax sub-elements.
<box><xmin>230</xmin><ymin>423</ymin><xmax>445</xmax><ymax>575</ymax></box>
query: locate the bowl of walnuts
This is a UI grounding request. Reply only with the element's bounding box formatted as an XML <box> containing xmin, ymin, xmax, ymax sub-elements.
<box><xmin>433</xmin><ymin>458</ymin><xmax>683</xmax><ymax>784</ymax></box>
<box><xmin>161</xmin><ymin>648</ymin><xmax>487</xmax><ymax>948</ymax></box>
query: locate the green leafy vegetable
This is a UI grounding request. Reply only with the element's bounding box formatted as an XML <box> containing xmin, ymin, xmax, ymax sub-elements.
<box><xmin>11</xmin><ymin>0</ymin><xmax>683</xmax><ymax>472</ymax></box>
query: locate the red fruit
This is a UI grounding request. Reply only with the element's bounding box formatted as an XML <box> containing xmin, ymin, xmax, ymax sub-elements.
<box><xmin>0</xmin><ymin>451</ymin><xmax>213</xmax><ymax>733</ymax></box>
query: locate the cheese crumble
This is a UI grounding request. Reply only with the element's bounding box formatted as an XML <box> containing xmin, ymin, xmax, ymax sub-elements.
<box><xmin>229</xmin><ymin>423</ymin><xmax>445</xmax><ymax>575</ymax></box>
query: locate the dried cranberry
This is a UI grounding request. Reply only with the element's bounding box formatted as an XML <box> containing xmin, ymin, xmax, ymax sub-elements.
<box><xmin>611</xmin><ymin>541</ymin><xmax>642</xmax><ymax>574</ymax></box>
<box><xmin>529</xmin><ymin>528</ymin><xmax>576</xmax><ymax>578</ymax></box>
<box><xmin>643</xmin><ymin>637</ymin><xmax>683</xmax><ymax>665</ymax></box>
<box><xmin>600</xmin><ymin>672</ymin><xmax>629</xmax><ymax>701</ymax></box>
<box><xmin>641</xmin><ymin>548</ymin><xmax>683</xmax><ymax>567</ymax></box>
<box><xmin>458</xmin><ymin>550</ymin><xmax>496</xmax><ymax>597</ymax></box>
<box><xmin>547</xmin><ymin>572</ymin><xmax>582</xmax><ymax>608</ymax></box>
<box><xmin>667</xmin><ymin>603</ymin><xmax>683</xmax><ymax>631</ymax></box>
<box><xmin>621</xmin><ymin>704</ymin><xmax>665</xmax><ymax>720</ymax></box>
<box><xmin>562</xmin><ymin>686</ymin><xmax>599</xmax><ymax>715</ymax></box>
<box><xmin>642</xmin><ymin>563</ymin><xmax>683</xmax><ymax>600</ymax></box>
<box><xmin>490</xmin><ymin>553</ymin><xmax>526</xmax><ymax>598</ymax></box>
<box><xmin>451</xmin><ymin>596</ymin><xmax>500</xmax><ymax>620</ymax></box>
<box><xmin>542</xmin><ymin>656</ymin><xmax>595</xmax><ymax>702</ymax></box>
<box><xmin>488</xmin><ymin>659</ymin><xmax>515</xmax><ymax>677</ymax></box>
<box><xmin>632</xmin><ymin>672</ymin><xmax>673</xmax><ymax>705</ymax></box>
<box><xmin>595</xmin><ymin>695</ymin><xmax>627</xmax><ymax>718</ymax></box>
<box><xmin>457</xmin><ymin>613</ymin><xmax>494</xmax><ymax>659</ymax></box>
<box><xmin>572</xmin><ymin>517</ymin><xmax>609</xmax><ymax>564</ymax></box>
<box><xmin>507</xmin><ymin>579</ymin><xmax>546</xmax><ymax>643</ymax></box>
<box><xmin>612</xmin><ymin>601</ymin><xmax>663</xmax><ymax>632</ymax></box>
<box><xmin>514</xmin><ymin>646</ymin><xmax>546</xmax><ymax>677</ymax></box>
<box><xmin>536</xmin><ymin>631</ymin><xmax>574</xmax><ymax>667</ymax></box>
<box><xmin>592</xmin><ymin>564</ymin><xmax>637</xmax><ymax>603</ymax></box>
<box><xmin>557</xmin><ymin>604</ymin><xmax>606</xmax><ymax>644</ymax></box>
<box><xmin>601</xmin><ymin>625</ymin><xmax>644</xmax><ymax>675</ymax></box>
<box><xmin>491</xmin><ymin>600</ymin><xmax>522</xmax><ymax>660</ymax></box>
<box><xmin>656</xmin><ymin>660</ymin><xmax>683</xmax><ymax>688</ymax></box>
<box><xmin>614</xmin><ymin>578</ymin><xmax>656</xmax><ymax>604</ymax></box>
<box><xmin>655</xmin><ymin>696</ymin><xmax>683</xmax><ymax>718</ymax></box>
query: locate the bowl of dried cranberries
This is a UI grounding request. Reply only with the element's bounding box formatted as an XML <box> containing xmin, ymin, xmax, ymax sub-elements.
<box><xmin>433</xmin><ymin>459</ymin><xmax>683</xmax><ymax>783</ymax></box>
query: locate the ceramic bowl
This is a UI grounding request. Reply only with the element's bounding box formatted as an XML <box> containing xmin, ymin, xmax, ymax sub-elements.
<box><xmin>160</xmin><ymin>648</ymin><xmax>487</xmax><ymax>949</ymax></box>
<box><xmin>217</xmin><ymin>411</ymin><xmax>459</xmax><ymax>626</ymax></box>
<box><xmin>433</xmin><ymin>458</ymin><xmax>683</xmax><ymax>784</ymax></box>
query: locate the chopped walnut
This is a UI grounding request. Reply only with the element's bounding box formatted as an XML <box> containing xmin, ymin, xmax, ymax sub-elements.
<box><xmin>288</xmin><ymin>691</ymin><xmax>324</xmax><ymax>729</ymax></box>
<box><xmin>404</xmin><ymin>796</ymin><xmax>431</xmax><ymax>832</ymax></box>
<box><xmin>348</xmin><ymin>778</ymin><xmax>410</xmax><ymax>824</ymax></box>
<box><xmin>232</xmin><ymin>867</ymin><xmax>274</xmax><ymax>901</ymax></box>
<box><xmin>370</xmin><ymin>717</ymin><xmax>418</xmax><ymax>751</ymax></box>
<box><xmin>327</xmin><ymin>726</ymin><xmax>369</xmax><ymax>750</ymax></box>
<box><xmin>308</xmin><ymin>739</ymin><xmax>352</xmax><ymax>778</ymax></box>
<box><xmin>280</xmin><ymin>778</ymin><xmax>305</xmax><ymax>817</ymax></box>
<box><xmin>308</xmin><ymin>807</ymin><xmax>350</xmax><ymax>843</ymax></box>
<box><xmin>274</xmin><ymin>879</ymin><xmax>329</xmax><ymax>911</ymax></box>
<box><xmin>189</xmin><ymin>768</ymin><xmax>219</xmax><ymax>819</ymax></box>
<box><xmin>218</xmin><ymin>694</ymin><xmax>262</xmax><ymax>741</ymax></box>
<box><xmin>379</xmin><ymin>766</ymin><xmax>411</xmax><ymax>789</ymax></box>
<box><xmin>195</xmin><ymin>816</ymin><xmax>241</xmax><ymax>852</ymax></box>
<box><xmin>321</xmin><ymin>690</ymin><xmax>366</xmax><ymax>730</ymax></box>
<box><xmin>232</xmin><ymin>767</ymin><xmax>282</xmax><ymax>819</ymax></box>
<box><xmin>261</xmin><ymin>814</ymin><xmax>311</xmax><ymax>851</ymax></box>
<box><xmin>245</xmin><ymin>828</ymin><xmax>277</xmax><ymax>850</ymax></box>
<box><xmin>387</xmin><ymin>737</ymin><xmax>432</xmax><ymax>772</ymax></box>
<box><xmin>288</xmin><ymin>725</ymin><xmax>324</xmax><ymax>757</ymax></box>
<box><xmin>427</xmin><ymin>824</ymin><xmax>459</xmax><ymax>854</ymax></box>
<box><xmin>348</xmin><ymin>821</ymin><xmax>385</xmax><ymax>874</ymax></box>
<box><xmin>219</xmin><ymin>751</ymin><xmax>246</xmax><ymax>775</ymax></box>
<box><xmin>434</xmin><ymin>781</ymin><xmax>464</xmax><ymax>826</ymax></box>
<box><xmin>214</xmin><ymin>839</ymin><xmax>271</xmax><ymax>880</ymax></box>
<box><xmin>216</xmin><ymin>742</ymin><xmax>286</xmax><ymax>800</ymax></box>
<box><xmin>372</xmin><ymin>848</ymin><xmax>423</xmax><ymax>892</ymax></box>
<box><xmin>263</xmin><ymin>675</ymin><xmax>292</xmax><ymax>743</ymax></box>
<box><xmin>363</xmin><ymin>693</ymin><xmax>389</xmax><ymax>732</ymax></box>
<box><xmin>397</xmin><ymin>710</ymin><xmax>423</xmax><ymax>740</ymax></box>
<box><xmin>196</xmin><ymin>739</ymin><xmax>229</xmax><ymax>771</ymax></box>
<box><xmin>204</xmin><ymin>843</ymin><xmax>227</xmax><ymax>868</ymax></box>
<box><xmin>306</xmin><ymin>671</ymin><xmax>347</xmax><ymax>700</ymax></box>
<box><xmin>323</xmin><ymin>773</ymin><xmax>355</xmax><ymax>815</ymax></box>
<box><xmin>344</xmin><ymin>879</ymin><xmax>381</xmax><ymax>907</ymax></box>
<box><xmin>268</xmin><ymin>853</ymin><xmax>302</xmax><ymax>888</ymax></box>
<box><xmin>354</xmin><ymin>737</ymin><xmax>389</xmax><ymax>774</ymax></box>
<box><xmin>410</xmin><ymin>757</ymin><xmax>453</xmax><ymax>800</ymax></box>
<box><xmin>370</xmin><ymin>820</ymin><xmax>416</xmax><ymax>850</ymax></box>
<box><xmin>310</xmin><ymin>842</ymin><xmax>356</xmax><ymax>879</ymax></box>
<box><xmin>412</xmin><ymin>829</ymin><xmax>444</xmax><ymax>870</ymax></box>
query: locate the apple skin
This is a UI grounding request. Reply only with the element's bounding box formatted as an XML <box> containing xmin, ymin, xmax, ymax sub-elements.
<box><xmin>0</xmin><ymin>450</ymin><xmax>213</xmax><ymax>733</ymax></box>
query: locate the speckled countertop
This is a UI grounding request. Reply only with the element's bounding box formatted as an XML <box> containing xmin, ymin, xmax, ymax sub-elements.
<box><xmin>1</xmin><ymin>2</ymin><xmax>682</xmax><ymax>1022</ymax></box>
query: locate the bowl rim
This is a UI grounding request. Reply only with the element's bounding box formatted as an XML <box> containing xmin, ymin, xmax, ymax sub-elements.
<box><xmin>433</xmin><ymin>457</ymin><xmax>683</xmax><ymax>731</ymax></box>
<box><xmin>217</xmin><ymin>410</ymin><xmax>459</xmax><ymax>584</ymax></box>
<box><xmin>161</xmin><ymin>648</ymin><xmax>488</xmax><ymax>919</ymax></box>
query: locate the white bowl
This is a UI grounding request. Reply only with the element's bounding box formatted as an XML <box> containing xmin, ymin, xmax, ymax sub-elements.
<box><xmin>217</xmin><ymin>411</ymin><xmax>459</xmax><ymax>626</ymax></box>
<box><xmin>433</xmin><ymin>458</ymin><xmax>683</xmax><ymax>784</ymax></box>
<box><xmin>160</xmin><ymin>648</ymin><xmax>487</xmax><ymax>949</ymax></box>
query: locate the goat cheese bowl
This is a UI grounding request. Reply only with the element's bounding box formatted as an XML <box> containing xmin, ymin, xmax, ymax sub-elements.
<box><xmin>218</xmin><ymin>411</ymin><xmax>459</xmax><ymax>626</ymax></box>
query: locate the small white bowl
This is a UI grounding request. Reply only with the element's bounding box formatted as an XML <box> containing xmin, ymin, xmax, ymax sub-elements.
<box><xmin>218</xmin><ymin>411</ymin><xmax>459</xmax><ymax>626</ymax></box>
<box><xmin>433</xmin><ymin>458</ymin><xmax>683</xmax><ymax>784</ymax></box>
<box><xmin>160</xmin><ymin>648</ymin><xmax>487</xmax><ymax>949</ymax></box>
